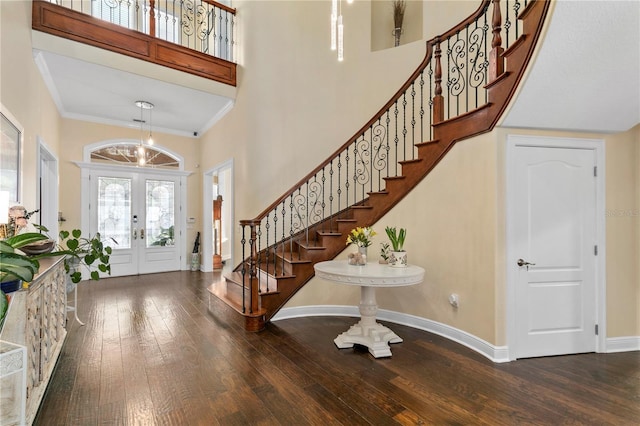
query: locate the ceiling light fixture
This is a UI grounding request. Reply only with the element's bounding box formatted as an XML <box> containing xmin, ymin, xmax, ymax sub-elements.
<box><xmin>135</xmin><ymin>100</ymin><xmax>154</xmax><ymax>166</ymax></box>
<box><xmin>331</xmin><ymin>0</ymin><xmax>352</xmax><ymax>61</ymax></box>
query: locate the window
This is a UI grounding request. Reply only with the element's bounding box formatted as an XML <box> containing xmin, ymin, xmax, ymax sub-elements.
<box><xmin>1</xmin><ymin>111</ymin><xmax>21</xmax><ymax>204</ymax></box>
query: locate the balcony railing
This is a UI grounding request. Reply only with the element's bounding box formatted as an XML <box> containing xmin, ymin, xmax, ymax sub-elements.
<box><xmin>46</xmin><ymin>0</ymin><xmax>236</xmax><ymax>63</ymax></box>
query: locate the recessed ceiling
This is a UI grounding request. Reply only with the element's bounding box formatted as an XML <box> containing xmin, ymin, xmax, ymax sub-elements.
<box><xmin>502</xmin><ymin>0</ymin><xmax>640</xmax><ymax>133</ymax></box>
<box><xmin>33</xmin><ymin>49</ymin><xmax>235</xmax><ymax>138</ymax></box>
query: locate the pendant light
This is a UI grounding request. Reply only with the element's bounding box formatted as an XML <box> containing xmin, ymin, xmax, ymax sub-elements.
<box><xmin>135</xmin><ymin>100</ymin><xmax>154</xmax><ymax>166</ymax></box>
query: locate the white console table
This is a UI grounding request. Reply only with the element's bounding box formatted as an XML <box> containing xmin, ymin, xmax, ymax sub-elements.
<box><xmin>0</xmin><ymin>257</ymin><xmax>67</xmax><ymax>425</ymax></box>
<box><xmin>314</xmin><ymin>260</ymin><xmax>425</xmax><ymax>358</ymax></box>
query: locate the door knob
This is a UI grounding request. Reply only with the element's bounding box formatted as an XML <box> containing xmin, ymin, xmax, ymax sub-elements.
<box><xmin>517</xmin><ymin>258</ymin><xmax>536</xmax><ymax>269</ymax></box>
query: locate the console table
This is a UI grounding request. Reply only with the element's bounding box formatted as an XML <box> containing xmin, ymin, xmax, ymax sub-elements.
<box><xmin>314</xmin><ymin>260</ymin><xmax>425</xmax><ymax>358</ymax></box>
<box><xmin>0</xmin><ymin>257</ymin><xmax>67</xmax><ymax>425</ymax></box>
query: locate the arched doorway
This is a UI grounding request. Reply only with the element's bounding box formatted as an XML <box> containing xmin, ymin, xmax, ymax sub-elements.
<box><xmin>77</xmin><ymin>140</ymin><xmax>191</xmax><ymax>276</ymax></box>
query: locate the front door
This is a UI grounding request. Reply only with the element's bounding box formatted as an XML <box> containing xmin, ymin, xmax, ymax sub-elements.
<box><xmin>90</xmin><ymin>170</ymin><xmax>181</xmax><ymax>276</ymax></box>
<box><xmin>509</xmin><ymin>137</ymin><xmax>600</xmax><ymax>359</ymax></box>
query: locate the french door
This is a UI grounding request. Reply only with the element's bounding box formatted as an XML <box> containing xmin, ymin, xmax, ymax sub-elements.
<box><xmin>89</xmin><ymin>170</ymin><xmax>182</xmax><ymax>276</ymax></box>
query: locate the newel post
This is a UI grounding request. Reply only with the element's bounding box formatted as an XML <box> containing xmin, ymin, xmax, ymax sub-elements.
<box><xmin>433</xmin><ymin>38</ymin><xmax>444</xmax><ymax>124</ymax></box>
<box><xmin>489</xmin><ymin>0</ymin><xmax>505</xmax><ymax>82</ymax></box>
<box><xmin>240</xmin><ymin>220</ymin><xmax>261</xmax><ymax>315</ymax></box>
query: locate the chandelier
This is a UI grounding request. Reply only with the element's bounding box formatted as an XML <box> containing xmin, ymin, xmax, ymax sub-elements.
<box><xmin>331</xmin><ymin>0</ymin><xmax>353</xmax><ymax>61</ymax></box>
<box><xmin>134</xmin><ymin>100</ymin><xmax>154</xmax><ymax>166</ymax></box>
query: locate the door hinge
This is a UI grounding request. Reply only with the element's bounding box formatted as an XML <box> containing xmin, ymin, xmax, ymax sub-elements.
<box><xmin>594</xmin><ymin>245</ymin><xmax>598</xmax><ymax>255</ymax></box>
<box><xmin>595</xmin><ymin>324</ymin><xmax>599</xmax><ymax>335</ymax></box>
<box><xmin>594</xmin><ymin>166</ymin><xmax>597</xmax><ymax>177</ymax></box>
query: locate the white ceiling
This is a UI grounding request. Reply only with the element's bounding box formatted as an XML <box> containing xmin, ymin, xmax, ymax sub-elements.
<box><xmin>32</xmin><ymin>46</ymin><xmax>235</xmax><ymax>138</ymax></box>
<box><xmin>32</xmin><ymin>0</ymin><xmax>639</xmax><ymax>138</ymax></box>
<box><xmin>502</xmin><ymin>0</ymin><xmax>640</xmax><ymax>133</ymax></box>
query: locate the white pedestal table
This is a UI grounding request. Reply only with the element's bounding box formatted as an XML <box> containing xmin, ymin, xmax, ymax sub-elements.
<box><xmin>314</xmin><ymin>260</ymin><xmax>425</xmax><ymax>358</ymax></box>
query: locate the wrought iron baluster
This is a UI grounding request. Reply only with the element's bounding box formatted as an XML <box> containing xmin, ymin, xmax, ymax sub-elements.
<box><xmin>336</xmin><ymin>153</ymin><xmax>342</xmax><ymax>213</ymax></box>
<box><xmin>289</xmin><ymin>194</ymin><xmax>294</xmax><ymax>261</ymax></box>
<box><xmin>280</xmin><ymin>201</ymin><xmax>286</xmax><ymax>274</ymax></box>
<box><xmin>393</xmin><ymin>100</ymin><xmax>399</xmax><ymax>175</ymax></box>
<box><xmin>345</xmin><ymin>145</ymin><xmax>350</xmax><ymax>206</ymax></box>
<box><xmin>411</xmin><ymin>82</ymin><xmax>416</xmax><ymax>158</ymax></box>
<box><xmin>329</xmin><ymin>160</ymin><xmax>334</xmax><ymax>230</ymax></box>
<box><xmin>419</xmin><ymin>71</ymin><xmax>425</xmax><ymax>143</ymax></box>
<box><xmin>514</xmin><ymin>0</ymin><xmax>522</xmax><ymax>41</ymax></box>
<box><xmin>385</xmin><ymin>110</ymin><xmax>390</xmax><ymax>179</ymax></box>
<box><xmin>402</xmin><ymin>92</ymin><xmax>407</xmax><ymax>162</ymax></box>
<box><xmin>265</xmin><ymin>214</ymin><xmax>271</xmax><ymax>284</ymax></box>
<box><xmin>320</xmin><ymin>170</ymin><xmax>326</xmax><ymax>234</ymax></box>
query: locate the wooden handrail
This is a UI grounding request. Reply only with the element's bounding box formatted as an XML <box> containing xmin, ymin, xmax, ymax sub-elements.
<box><xmin>203</xmin><ymin>0</ymin><xmax>237</xmax><ymax>15</ymax></box>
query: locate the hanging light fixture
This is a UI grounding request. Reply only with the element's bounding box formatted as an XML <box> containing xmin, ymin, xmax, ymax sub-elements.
<box><xmin>135</xmin><ymin>100</ymin><xmax>154</xmax><ymax>166</ymax></box>
<box><xmin>330</xmin><ymin>0</ymin><xmax>352</xmax><ymax>61</ymax></box>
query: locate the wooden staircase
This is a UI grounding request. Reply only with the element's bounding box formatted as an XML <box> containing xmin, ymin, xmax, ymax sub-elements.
<box><xmin>208</xmin><ymin>0</ymin><xmax>551</xmax><ymax>331</ymax></box>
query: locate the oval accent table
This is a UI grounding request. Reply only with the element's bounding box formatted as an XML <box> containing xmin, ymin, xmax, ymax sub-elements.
<box><xmin>314</xmin><ymin>260</ymin><xmax>425</xmax><ymax>358</ymax></box>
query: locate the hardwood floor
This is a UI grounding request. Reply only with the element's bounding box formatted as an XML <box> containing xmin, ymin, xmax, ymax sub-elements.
<box><xmin>35</xmin><ymin>271</ymin><xmax>639</xmax><ymax>425</ymax></box>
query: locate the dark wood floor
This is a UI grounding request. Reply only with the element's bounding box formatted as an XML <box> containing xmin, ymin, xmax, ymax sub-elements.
<box><xmin>35</xmin><ymin>271</ymin><xmax>639</xmax><ymax>425</ymax></box>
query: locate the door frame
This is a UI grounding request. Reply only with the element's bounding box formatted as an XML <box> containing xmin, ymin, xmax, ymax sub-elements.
<box><xmin>505</xmin><ymin>135</ymin><xmax>606</xmax><ymax>360</ymax></box>
<box><xmin>76</xmin><ymin>140</ymin><xmax>192</xmax><ymax>272</ymax></box>
<box><xmin>202</xmin><ymin>158</ymin><xmax>234</xmax><ymax>272</ymax></box>
<box><xmin>36</xmin><ymin>136</ymin><xmax>59</xmax><ymax>238</ymax></box>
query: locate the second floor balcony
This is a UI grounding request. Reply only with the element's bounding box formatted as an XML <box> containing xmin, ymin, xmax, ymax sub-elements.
<box><xmin>31</xmin><ymin>0</ymin><xmax>237</xmax><ymax>137</ymax></box>
<box><xmin>32</xmin><ymin>0</ymin><xmax>236</xmax><ymax>86</ymax></box>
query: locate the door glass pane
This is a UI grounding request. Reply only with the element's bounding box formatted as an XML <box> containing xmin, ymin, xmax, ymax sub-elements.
<box><xmin>146</xmin><ymin>180</ymin><xmax>175</xmax><ymax>247</ymax></box>
<box><xmin>98</xmin><ymin>177</ymin><xmax>131</xmax><ymax>248</ymax></box>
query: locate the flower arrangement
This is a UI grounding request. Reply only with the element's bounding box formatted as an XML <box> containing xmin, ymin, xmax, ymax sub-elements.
<box><xmin>346</xmin><ymin>226</ymin><xmax>376</xmax><ymax>248</ymax></box>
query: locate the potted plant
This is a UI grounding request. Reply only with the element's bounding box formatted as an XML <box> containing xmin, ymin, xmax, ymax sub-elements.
<box><xmin>53</xmin><ymin>229</ymin><xmax>115</xmax><ymax>288</ymax></box>
<box><xmin>385</xmin><ymin>226</ymin><xmax>408</xmax><ymax>267</ymax></box>
<box><xmin>0</xmin><ymin>233</ymin><xmax>48</xmax><ymax>292</ymax></box>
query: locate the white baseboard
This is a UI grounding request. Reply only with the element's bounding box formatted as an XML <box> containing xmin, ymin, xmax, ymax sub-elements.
<box><xmin>271</xmin><ymin>305</ymin><xmax>510</xmax><ymax>363</ymax></box>
<box><xmin>606</xmin><ymin>336</ymin><xmax>640</xmax><ymax>353</ymax></box>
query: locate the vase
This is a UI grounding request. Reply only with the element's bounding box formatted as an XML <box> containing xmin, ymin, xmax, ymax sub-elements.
<box><xmin>388</xmin><ymin>250</ymin><xmax>407</xmax><ymax>267</ymax></box>
<box><xmin>349</xmin><ymin>246</ymin><xmax>368</xmax><ymax>265</ymax></box>
<box><xmin>0</xmin><ymin>279</ymin><xmax>22</xmax><ymax>294</ymax></box>
<box><xmin>393</xmin><ymin>27</ymin><xmax>403</xmax><ymax>47</ymax></box>
<box><xmin>358</xmin><ymin>246</ymin><xmax>368</xmax><ymax>263</ymax></box>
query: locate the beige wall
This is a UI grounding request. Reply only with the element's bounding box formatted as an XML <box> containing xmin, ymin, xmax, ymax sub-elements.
<box><xmin>1</xmin><ymin>0</ymin><xmax>61</xmax><ymax>212</ymax></box>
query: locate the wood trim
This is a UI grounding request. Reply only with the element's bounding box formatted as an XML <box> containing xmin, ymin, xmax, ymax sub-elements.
<box><xmin>32</xmin><ymin>0</ymin><xmax>236</xmax><ymax>86</ymax></box>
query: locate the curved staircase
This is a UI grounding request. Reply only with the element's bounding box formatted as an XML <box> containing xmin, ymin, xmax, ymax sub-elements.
<box><xmin>208</xmin><ymin>0</ymin><xmax>551</xmax><ymax>331</ymax></box>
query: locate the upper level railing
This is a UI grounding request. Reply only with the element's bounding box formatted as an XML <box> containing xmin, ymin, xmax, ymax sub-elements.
<box><xmin>236</xmin><ymin>0</ymin><xmax>535</xmax><ymax>314</ymax></box>
<box><xmin>46</xmin><ymin>0</ymin><xmax>236</xmax><ymax>62</ymax></box>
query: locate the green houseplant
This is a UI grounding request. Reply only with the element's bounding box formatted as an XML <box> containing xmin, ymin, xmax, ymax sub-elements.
<box><xmin>384</xmin><ymin>226</ymin><xmax>408</xmax><ymax>267</ymax></box>
<box><xmin>0</xmin><ymin>233</ymin><xmax>48</xmax><ymax>284</ymax></box>
<box><xmin>385</xmin><ymin>226</ymin><xmax>406</xmax><ymax>252</ymax></box>
<box><xmin>55</xmin><ymin>229</ymin><xmax>114</xmax><ymax>284</ymax></box>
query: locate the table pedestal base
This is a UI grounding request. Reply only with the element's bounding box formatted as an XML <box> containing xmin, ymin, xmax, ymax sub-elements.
<box><xmin>334</xmin><ymin>285</ymin><xmax>402</xmax><ymax>358</ymax></box>
<box><xmin>334</xmin><ymin>321</ymin><xmax>402</xmax><ymax>358</ymax></box>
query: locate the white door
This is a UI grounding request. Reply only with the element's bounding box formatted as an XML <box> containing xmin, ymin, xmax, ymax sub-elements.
<box><xmin>511</xmin><ymin>141</ymin><xmax>599</xmax><ymax>359</ymax></box>
<box><xmin>90</xmin><ymin>170</ymin><xmax>181</xmax><ymax>276</ymax></box>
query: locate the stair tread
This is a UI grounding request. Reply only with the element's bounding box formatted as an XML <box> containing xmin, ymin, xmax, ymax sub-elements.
<box><xmin>351</xmin><ymin>205</ymin><xmax>373</xmax><ymax>210</ymax></box>
<box><xmin>207</xmin><ymin>280</ymin><xmax>268</xmax><ymax>318</ymax></box>
<box><xmin>415</xmin><ymin>139</ymin><xmax>440</xmax><ymax>147</ymax></box>
<box><xmin>399</xmin><ymin>158</ymin><xmax>423</xmax><ymax>165</ymax></box>
<box><xmin>317</xmin><ymin>231</ymin><xmax>342</xmax><ymax>236</ymax></box>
